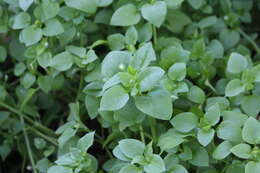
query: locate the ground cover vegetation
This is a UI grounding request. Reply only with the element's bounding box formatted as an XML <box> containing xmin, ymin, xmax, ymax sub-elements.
<box><xmin>1</xmin><ymin>0</ymin><xmax>260</xmax><ymax>173</ymax></box>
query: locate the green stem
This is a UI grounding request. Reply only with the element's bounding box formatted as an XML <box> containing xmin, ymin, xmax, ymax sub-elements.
<box><xmin>28</xmin><ymin>127</ymin><xmax>58</xmax><ymax>146</ymax></box>
<box><xmin>139</xmin><ymin>125</ymin><xmax>145</xmax><ymax>144</ymax></box>
<box><xmin>238</xmin><ymin>28</ymin><xmax>260</xmax><ymax>54</ymax></box>
<box><xmin>19</xmin><ymin>115</ymin><xmax>37</xmax><ymax>173</ymax></box>
<box><xmin>148</xmin><ymin>117</ymin><xmax>157</xmax><ymax>143</ymax></box>
<box><xmin>152</xmin><ymin>25</ymin><xmax>157</xmax><ymax>49</ymax></box>
<box><xmin>0</xmin><ymin>101</ymin><xmax>57</xmax><ymax>137</ymax></box>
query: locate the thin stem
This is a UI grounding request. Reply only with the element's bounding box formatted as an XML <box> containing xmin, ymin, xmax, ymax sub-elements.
<box><xmin>28</xmin><ymin>127</ymin><xmax>58</xmax><ymax>146</ymax></box>
<box><xmin>20</xmin><ymin>115</ymin><xmax>37</xmax><ymax>173</ymax></box>
<box><xmin>148</xmin><ymin>117</ymin><xmax>157</xmax><ymax>143</ymax></box>
<box><xmin>0</xmin><ymin>101</ymin><xmax>57</xmax><ymax>137</ymax></box>
<box><xmin>152</xmin><ymin>25</ymin><xmax>158</xmax><ymax>49</ymax></box>
<box><xmin>139</xmin><ymin>125</ymin><xmax>145</xmax><ymax>144</ymax></box>
<box><xmin>238</xmin><ymin>28</ymin><xmax>260</xmax><ymax>54</ymax></box>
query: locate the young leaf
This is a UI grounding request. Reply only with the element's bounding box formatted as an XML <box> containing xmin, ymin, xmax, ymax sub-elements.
<box><xmin>119</xmin><ymin>139</ymin><xmax>145</xmax><ymax>159</ymax></box>
<box><xmin>168</xmin><ymin>63</ymin><xmax>186</xmax><ymax>81</ymax></box>
<box><xmin>204</xmin><ymin>103</ymin><xmax>220</xmax><ymax>125</ymax></box>
<box><xmin>144</xmin><ymin>154</ymin><xmax>165</xmax><ymax>173</ymax></box>
<box><xmin>170</xmin><ymin>112</ymin><xmax>198</xmax><ymax>133</ymax></box>
<box><xmin>119</xmin><ymin>164</ymin><xmax>142</xmax><ymax>173</ymax></box>
<box><xmin>242</xmin><ymin>117</ymin><xmax>260</xmax><ymax>144</ymax></box>
<box><xmin>12</xmin><ymin>12</ymin><xmax>31</xmax><ymax>29</ymax></box>
<box><xmin>141</xmin><ymin>1</ymin><xmax>167</xmax><ymax>27</ymax></box>
<box><xmin>43</xmin><ymin>18</ymin><xmax>64</xmax><ymax>36</ymax></box>
<box><xmin>227</xmin><ymin>53</ymin><xmax>248</xmax><ymax>74</ymax></box>
<box><xmin>225</xmin><ymin>79</ymin><xmax>245</xmax><ymax>97</ymax></box>
<box><xmin>187</xmin><ymin>86</ymin><xmax>205</xmax><ymax>104</ymax></box>
<box><xmin>101</xmin><ymin>51</ymin><xmax>131</xmax><ymax>77</ymax></box>
<box><xmin>197</xmin><ymin>128</ymin><xmax>215</xmax><ymax>146</ymax></box>
<box><xmin>213</xmin><ymin>141</ymin><xmax>232</xmax><ymax>160</ymax></box>
<box><xmin>137</xmin><ymin>67</ymin><xmax>165</xmax><ymax>92</ymax></box>
<box><xmin>51</xmin><ymin>51</ymin><xmax>74</xmax><ymax>71</ymax></box>
<box><xmin>135</xmin><ymin>92</ymin><xmax>173</xmax><ymax>120</ymax></box>
<box><xmin>245</xmin><ymin>161</ymin><xmax>260</xmax><ymax>173</ymax></box>
<box><xmin>110</xmin><ymin>4</ymin><xmax>141</xmax><ymax>26</ymax></box>
<box><xmin>20</xmin><ymin>26</ymin><xmax>42</xmax><ymax>46</ymax></box>
<box><xmin>100</xmin><ymin>85</ymin><xmax>129</xmax><ymax>111</ymax></box>
<box><xmin>77</xmin><ymin>131</ymin><xmax>95</xmax><ymax>152</ymax></box>
<box><xmin>48</xmin><ymin>166</ymin><xmax>72</xmax><ymax>173</ymax></box>
<box><xmin>19</xmin><ymin>0</ymin><xmax>33</xmax><ymax>11</ymax></box>
<box><xmin>190</xmin><ymin>147</ymin><xmax>209</xmax><ymax>167</ymax></box>
<box><xmin>230</xmin><ymin>143</ymin><xmax>252</xmax><ymax>159</ymax></box>
<box><xmin>65</xmin><ymin>0</ymin><xmax>98</xmax><ymax>14</ymax></box>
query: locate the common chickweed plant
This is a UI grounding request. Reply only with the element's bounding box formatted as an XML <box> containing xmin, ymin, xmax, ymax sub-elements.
<box><xmin>1</xmin><ymin>0</ymin><xmax>260</xmax><ymax>173</ymax></box>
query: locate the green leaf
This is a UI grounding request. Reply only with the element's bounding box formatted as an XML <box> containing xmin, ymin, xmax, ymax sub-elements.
<box><xmin>190</xmin><ymin>147</ymin><xmax>209</xmax><ymax>167</ymax></box>
<box><xmin>14</xmin><ymin>62</ymin><xmax>26</xmax><ymax>76</ymax></box>
<box><xmin>168</xmin><ymin>63</ymin><xmax>186</xmax><ymax>81</ymax></box>
<box><xmin>187</xmin><ymin>0</ymin><xmax>204</xmax><ymax>9</ymax></box>
<box><xmin>199</xmin><ymin>16</ymin><xmax>217</xmax><ymax>29</ymax></box>
<box><xmin>20</xmin><ymin>26</ymin><xmax>42</xmax><ymax>46</ymax></box>
<box><xmin>197</xmin><ymin>128</ymin><xmax>215</xmax><ymax>146</ymax></box>
<box><xmin>65</xmin><ymin>0</ymin><xmax>98</xmax><ymax>14</ymax></box>
<box><xmin>113</xmin><ymin>145</ymin><xmax>131</xmax><ymax>161</ymax></box>
<box><xmin>85</xmin><ymin>95</ymin><xmax>99</xmax><ymax>119</ymax></box>
<box><xmin>108</xmin><ymin>34</ymin><xmax>125</xmax><ymax>50</ymax></box>
<box><xmin>35</xmin><ymin>1</ymin><xmax>60</xmax><ymax>21</ymax></box>
<box><xmin>0</xmin><ymin>46</ymin><xmax>7</xmax><ymax>62</ymax></box>
<box><xmin>252</xmin><ymin>64</ymin><xmax>260</xmax><ymax>82</ymax></box>
<box><xmin>187</xmin><ymin>86</ymin><xmax>205</xmax><ymax>104</ymax></box>
<box><xmin>217</xmin><ymin>121</ymin><xmax>243</xmax><ymax>142</ymax></box>
<box><xmin>141</xmin><ymin>1</ymin><xmax>167</xmax><ymax>27</ymax></box>
<box><xmin>227</xmin><ymin>53</ymin><xmax>248</xmax><ymax>74</ymax></box>
<box><xmin>130</xmin><ymin>42</ymin><xmax>156</xmax><ymax>69</ymax></box>
<box><xmin>100</xmin><ymin>85</ymin><xmax>129</xmax><ymax>111</ymax></box>
<box><xmin>225</xmin><ymin>79</ymin><xmax>245</xmax><ymax>97</ymax></box>
<box><xmin>48</xmin><ymin>166</ymin><xmax>73</xmax><ymax>173</ymax></box>
<box><xmin>12</xmin><ymin>12</ymin><xmax>31</xmax><ymax>29</ymax></box>
<box><xmin>207</xmin><ymin>39</ymin><xmax>224</xmax><ymax>59</ymax></box>
<box><xmin>166</xmin><ymin>10</ymin><xmax>191</xmax><ymax>33</ymax></box>
<box><xmin>77</xmin><ymin>131</ymin><xmax>95</xmax><ymax>152</ymax></box>
<box><xmin>119</xmin><ymin>139</ymin><xmax>145</xmax><ymax>159</ymax></box>
<box><xmin>43</xmin><ymin>18</ymin><xmax>64</xmax><ymax>36</ymax></box>
<box><xmin>38</xmin><ymin>76</ymin><xmax>52</xmax><ymax>93</ymax></box>
<box><xmin>170</xmin><ymin>112</ymin><xmax>198</xmax><ymax>133</ymax></box>
<box><xmin>51</xmin><ymin>51</ymin><xmax>74</xmax><ymax>71</ymax></box>
<box><xmin>158</xmin><ymin>130</ymin><xmax>184</xmax><ymax>151</ymax></box>
<box><xmin>219</xmin><ymin>29</ymin><xmax>240</xmax><ymax>50</ymax></box>
<box><xmin>135</xmin><ymin>92</ymin><xmax>173</xmax><ymax>120</ymax></box>
<box><xmin>213</xmin><ymin>141</ymin><xmax>232</xmax><ymax>160</ymax></box>
<box><xmin>137</xmin><ymin>67</ymin><xmax>165</xmax><ymax>92</ymax></box>
<box><xmin>101</xmin><ymin>51</ymin><xmax>131</xmax><ymax>77</ymax></box>
<box><xmin>230</xmin><ymin>143</ymin><xmax>252</xmax><ymax>159</ymax></box>
<box><xmin>165</xmin><ymin>0</ymin><xmax>184</xmax><ymax>9</ymax></box>
<box><xmin>245</xmin><ymin>161</ymin><xmax>260</xmax><ymax>173</ymax></box>
<box><xmin>125</xmin><ymin>26</ymin><xmax>138</xmax><ymax>45</ymax></box>
<box><xmin>119</xmin><ymin>165</ymin><xmax>142</xmax><ymax>173</ymax></box>
<box><xmin>19</xmin><ymin>0</ymin><xmax>33</xmax><ymax>11</ymax></box>
<box><xmin>144</xmin><ymin>154</ymin><xmax>165</xmax><ymax>173</ymax></box>
<box><xmin>57</xmin><ymin>127</ymin><xmax>76</xmax><ymax>147</ymax></box>
<box><xmin>204</xmin><ymin>104</ymin><xmax>220</xmax><ymax>125</ymax></box>
<box><xmin>169</xmin><ymin>164</ymin><xmax>188</xmax><ymax>173</ymax></box>
<box><xmin>110</xmin><ymin>4</ymin><xmax>141</xmax><ymax>26</ymax></box>
<box><xmin>241</xmin><ymin>95</ymin><xmax>260</xmax><ymax>117</ymax></box>
<box><xmin>37</xmin><ymin>51</ymin><xmax>52</xmax><ymax>68</ymax></box>
<box><xmin>21</xmin><ymin>72</ymin><xmax>36</xmax><ymax>88</ymax></box>
<box><xmin>242</xmin><ymin>117</ymin><xmax>260</xmax><ymax>144</ymax></box>
<box><xmin>222</xmin><ymin>111</ymin><xmax>247</xmax><ymax>127</ymax></box>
